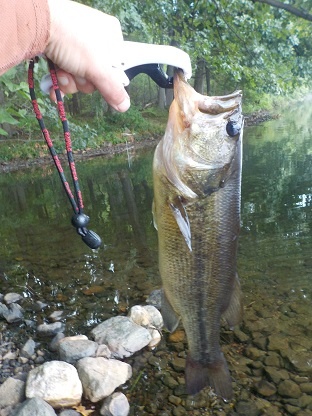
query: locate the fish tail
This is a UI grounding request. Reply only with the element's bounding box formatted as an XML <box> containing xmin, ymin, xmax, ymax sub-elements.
<box><xmin>185</xmin><ymin>353</ymin><xmax>233</xmax><ymax>401</ymax></box>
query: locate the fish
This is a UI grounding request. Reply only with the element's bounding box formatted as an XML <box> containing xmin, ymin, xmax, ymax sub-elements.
<box><xmin>152</xmin><ymin>69</ymin><xmax>244</xmax><ymax>401</ymax></box>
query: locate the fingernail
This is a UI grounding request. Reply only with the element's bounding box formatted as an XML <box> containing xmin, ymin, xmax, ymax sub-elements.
<box><xmin>116</xmin><ymin>97</ymin><xmax>130</xmax><ymax>112</ymax></box>
<box><xmin>76</xmin><ymin>76</ymin><xmax>87</xmax><ymax>85</ymax></box>
<box><xmin>58</xmin><ymin>76</ymin><xmax>69</xmax><ymax>86</ymax></box>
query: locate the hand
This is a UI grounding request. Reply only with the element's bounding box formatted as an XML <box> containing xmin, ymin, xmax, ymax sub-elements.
<box><xmin>45</xmin><ymin>0</ymin><xmax>130</xmax><ymax>112</ymax></box>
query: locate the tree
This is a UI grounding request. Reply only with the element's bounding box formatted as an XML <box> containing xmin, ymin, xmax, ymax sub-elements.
<box><xmin>252</xmin><ymin>0</ymin><xmax>312</xmax><ymax>22</ymax></box>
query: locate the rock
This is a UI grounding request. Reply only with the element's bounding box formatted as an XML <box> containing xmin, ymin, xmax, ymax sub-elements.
<box><xmin>264</xmin><ymin>366</ymin><xmax>289</xmax><ymax>384</ymax></box>
<box><xmin>171</xmin><ymin>357</ymin><xmax>185</xmax><ymax>373</ymax></box>
<box><xmin>282</xmin><ymin>349</ymin><xmax>312</xmax><ymax>375</ymax></box>
<box><xmin>148</xmin><ymin>329</ymin><xmax>161</xmax><ymax>348</ymax></box>
<box><xmin>26</xmin><ymin>361</ymin><xmax>82</xmax><ymax>408</ymax></box>
<box><xmin>0</xmin><ymin>377</ymin><xmax>25</xmax><ymax>408</ymax></box>
<box><xmin>58</xmin><ymin>335</ymin><xmax>98</xmax><ymax>364</ymax></box>
<box><xmin>264</xmin><ymin>352</ymin><xmax>283</xmax><ymax>368</ymax></box>
<box><xmin>245</xmin><ymin>347</ymin><xmax>266</xmax><ymax>360</ymax></box>
<box><xmin>4</xmin><ymin>303</ymin><xmax>24</xmax><ymax>323</ymax></box>
<box><xmin>278</xmin><ymin>379</ymin><xmax>301</xmax><ymax>398</ymax></box>
<box><xmin>300</xmin><ymin>383</ymin><xmax>312</xmax><ymax>394</ymax></box>
<box><xmin>146</xmin><ymin>289</ymin><xmax>162</xmax><ymax>309</ymax></box>
<box><xmin>91</xmin><ymin>316</ymin><xmax>152</xmax><ymax>358</ymax></box>
<box><xmin>233</xmin><ymin>328</ymin><xmax>249</xmax><ymax>343</ymax></box>
<box><xmin>128</xmin><ymin>305</ymin><xmax>163</xmax><ymax>329</ymax></box>
<box><xmin>4</xmin><ymin>293</ymin><xmax>23</xmax><ymax>304</ymax></box>
<box><xmin>37</xmin><ymin>322</ymin><xmax>65</xmax><ymax>336</ymax></box>
<box><xmin>100</xmin><ymin>392</ymin><xmax>130</xmax><ymax>416</ymax></box>
<box><xmin>13</xmin><ymin>397</ymin><xmax>57</xmax><ymax>416</ymax></box>
<box><xmin>32</xmin><ymin>301</ymin><xmax>48</xmax><ymax>311</ymax></box>
<box><xmin>20</xmin><ymin>339</ymin><xmax>36</xmax><ymax>359</ymax></box>
<box><xmin>59</xmin><ymin>410</ymin><xmax>81</xmax><ymax>416</ymax></box>
<box><xmin>268</xmin><ymin>334</ymin><xmax>289</xmax><ymax>353</ymax></box>
<box><xmin>49</xmin><ymin>310</ymin><xmax>64</xmax><ymax>321</ymax></box>
<box><xmin>49</xmin><ymin>332</ymin><xmax>65</xmax><ymax>352</ymax></box>
<box><xmin>96</xmin><ymin>344</ymin><xmax>112</xmax><ymax>358</ymax></box>
<box><xmin>76</xmin><ymin>357</ymin><xmax>132</xmax><ymax>402</ymax></box>
<box><xmin>254</xmin><ymin>380</ymin><xmax>277</xmax><ymax>397</ymax></box>
<box><xmin>235</xmin><ymin>400</ymin><xmax>261</xmax><ymax>416</ymax></box>
<box><xmin>0</xmin><ymin>302</ymin><xmax>9</xmax><ymax>319</ymax></box>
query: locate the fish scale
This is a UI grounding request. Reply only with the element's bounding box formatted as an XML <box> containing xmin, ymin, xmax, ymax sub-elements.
<box><xmin>153</xmin><ymin>70</ymin><xmax>244</xmax><ymax>401</ymax></box>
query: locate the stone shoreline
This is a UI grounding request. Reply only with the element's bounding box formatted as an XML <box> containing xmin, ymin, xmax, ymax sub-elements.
<box><xmin>1</xmin><ymin>286</ymin><xmax>312</xmax><ymax>416</ymax></box>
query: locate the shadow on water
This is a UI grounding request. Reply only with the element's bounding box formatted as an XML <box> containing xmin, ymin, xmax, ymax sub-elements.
<box><xmin>0</xmin><ymin>97</ymin><xmax>311</xmax><ymax>414</ymax></box>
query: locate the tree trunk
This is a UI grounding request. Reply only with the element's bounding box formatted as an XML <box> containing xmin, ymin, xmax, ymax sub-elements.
<box><xmin>157</xmin><ymin>87</ymin><xmax>166</xmax><ymax>109</ymax></box>
<box><xmin>194</xmin><ymin>59</ymin><xmax>206</xmax><ymax>94</ymax></box>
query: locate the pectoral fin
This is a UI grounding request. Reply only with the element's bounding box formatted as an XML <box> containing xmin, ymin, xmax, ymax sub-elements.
<box><xmin>222</xmin><ymin>273</ymin><xmax>243</xmax><ymax>328</ymax></box>
<box><xmin>152</xmin><ymin>200</ymin><xmax>158</xmax><ymax>230</ymax></box>
<box><xmin>169</xmin><ymin>196</ymin><xmax>192</xmax><ymax>251</ymax></box>
<box><xmin>161</xmin><ymin>290</ymin><xmax>180</xmax><ymax>332</ymax></box>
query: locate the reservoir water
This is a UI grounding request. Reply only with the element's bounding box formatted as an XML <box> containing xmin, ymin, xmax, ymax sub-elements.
<box><xmin>0</xmin><ymin>98</ymin><xmax>311</xmax><ymax>415</ymax></box>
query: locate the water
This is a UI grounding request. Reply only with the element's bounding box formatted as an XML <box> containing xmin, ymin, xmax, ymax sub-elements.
<box><xmin>0</xmin><ymin>98</ymin><xmax>311</xmax><ymax>414</ymax></box>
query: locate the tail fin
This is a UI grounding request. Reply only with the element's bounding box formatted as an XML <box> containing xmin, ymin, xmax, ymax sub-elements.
<box><xmin>185</xmin><ymin>353</ymin><xmax>233</xmax><ymax>401</ymax></box>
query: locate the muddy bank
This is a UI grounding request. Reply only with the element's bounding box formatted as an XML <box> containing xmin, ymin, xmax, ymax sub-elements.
<box><xmin>0</xmin><ymin>110</ymin><xmax>277</xmax><ymax>174</ymax></box>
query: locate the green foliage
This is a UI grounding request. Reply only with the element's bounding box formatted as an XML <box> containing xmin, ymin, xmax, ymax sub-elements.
<box><xmin>0</xmin><ymin>0</ymin><xmax>311</xmax><ymax>162</ymax></box>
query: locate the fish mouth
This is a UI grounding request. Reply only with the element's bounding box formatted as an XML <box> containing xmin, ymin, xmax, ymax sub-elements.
<box><xmin>174</xmin><ymin>69</ymin><xmax>242</xmax><ymax>117</ymax></box>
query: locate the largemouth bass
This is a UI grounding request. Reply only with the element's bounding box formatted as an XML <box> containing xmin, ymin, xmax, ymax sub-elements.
<box><xmin>152</xmin><ymin>70</ymin><xmax>244</xmax><ymax>401</ymax></box>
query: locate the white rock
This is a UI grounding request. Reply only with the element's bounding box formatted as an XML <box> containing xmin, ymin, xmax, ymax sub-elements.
<box><xmin>129</xmin><ymin>305</ymin><xmax>163</xmax><ymax>329</ymax></box>
<box><xmin>4</xmin><ymin>292</ymin><xmax>23</xmax><ymax>304</ymax></box>
<box><xmin>100</xmin><ymin>392</ymin><xmax>130</xmax><ymax>416</ymax></box>
<box><xmin>96</xmin><ymin>344</ymin><xmax>112</xmax><ymax>359</ymax></box>
<box><xmin>90</xmin><ymin>316</ymin><xmax>152</xmax><ymax>358</ymax></box>
<box><xmin>148</xmin><ymin>329</ymin><xmax>162</xmax><ymax>348</ymax></box>
<box><xmin>76</xmin><ymin>357</ymin><xmax>132</xmax><ymax>402</ymax></box>
<box><xmin>26</xmin><ymin>361</ymin><xmax>82</xmax><ymax>408</ymax></box>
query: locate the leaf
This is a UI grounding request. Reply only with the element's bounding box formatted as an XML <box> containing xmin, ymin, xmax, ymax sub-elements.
<box><xmin>0</xmin><ymin>109</ymin><xmax>18</xmax><ymax>125</ymax></box>
<box><xmin>0</xmin><ymin>127</ymin><xmax>8</xmax><ymax>136</ymax></box>
<box><xmin>72</xmin><ymin>404</ymin><xmax>95</xmax><ymax>416</ymax></box>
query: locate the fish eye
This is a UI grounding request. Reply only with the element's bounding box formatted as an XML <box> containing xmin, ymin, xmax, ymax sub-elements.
<box><xmin>226</xmin><ymin>121</ymin><xmax>241</xmax><ymax>137</ymax></box>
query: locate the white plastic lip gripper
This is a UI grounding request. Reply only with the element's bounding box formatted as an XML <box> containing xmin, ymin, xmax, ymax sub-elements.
<box><xmin>40</xmin><ymin>41</ymin><xmax>192</xmax><ymax>94</ymax></box>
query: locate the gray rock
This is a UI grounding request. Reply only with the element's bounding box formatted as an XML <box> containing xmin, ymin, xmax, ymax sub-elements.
<box><xmin>146</xmin><ymin>289</ymin><xmax>162</xmax><ymax>309</ymax></box>
<box><xmin>4</xmin><ymin>303</ymin><xmax>24</xmax><ymax>323</ymax></box>
<box><xmin>0</xmin><ymin>302</ymin><xmax>9</xmax><ymax>318</ymax></box>
<box><xmin>20</xmin><ymin>339</ymin><xmax>36</xmax><ymax>359</ymax></box>
<box><xmin>100</xmin><ymin>392</ymin><xmax>130</xmax><ymax>416</ymax></box>
<box><xmin>0</xmin><ymin>377</ymin><xmax>25</xmax><ymax>408</ymax></box>
<box><xmin>49</xmin><ymin>310</ymin><xmax>63</xmax><ymax>321</ymax></box>
<box><xmin>49</xmin><ymin>332</ymin><xmax>65</xmax><ymax>352</ymax></box>
<box><xmin>91</xmin><ymin>316</ymin><xmax>152</xmax><ymax>358</ymax></box>
<box><xmin>59</xmin><ymin>410</ymin><xmax>81</xmax><ymax>416</ymax></box>
<box><xmin>26</xmin><ymin>361</ymin><xmax>82</xmax><ymax>408</ymax></box>
<box><xmin>58</xmin><ymin>335</ymin><xmax>98</xmax><ymax>364</ymax></box>
<box><xmin>4</xmin><ymin>293</ymin><xmax>23</xmax><ymax>304</ymax></box>
<box><xmin>32</xmin><ymin>301</ymin><xmax>48</xmax><ymax>312</ymax></box>
<box><xmin>278</xmin><ymin>379</ymin><xmax>301</xmax><ymax>398</ymax></box>
<box><xmin>76</xmin><ymin>357</ymin><xmax>132</xmax><ymax>402</ymax></box>
<box><xmin>13</xmin><ymin>397</ymin><xmax>57</xmax><ymax>416</ymax></box>
<box><xmin>37</xmin><ymin>322</ymin><xmax>65</xmax><ymax>336</ymax></box>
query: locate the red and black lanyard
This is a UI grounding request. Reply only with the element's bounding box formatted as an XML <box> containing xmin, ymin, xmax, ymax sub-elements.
<box><xmin>28</xmin><ymin>58</ymin><xmax>101</xmax><ymax>249</ymax></box>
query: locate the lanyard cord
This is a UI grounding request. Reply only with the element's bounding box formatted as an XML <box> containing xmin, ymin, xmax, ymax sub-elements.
<box><xmin>28</xmin><ymin>58</ymin><xmax>102</xmax><ymax>249</ymax></box>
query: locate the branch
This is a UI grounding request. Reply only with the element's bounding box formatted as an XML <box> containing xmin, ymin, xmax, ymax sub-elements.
<box><xmin>252</xmin><ymin>0</ymin><xmax>312</xmax><ymax>22</ymax></box>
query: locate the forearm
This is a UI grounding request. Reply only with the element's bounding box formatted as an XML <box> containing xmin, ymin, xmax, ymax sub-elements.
<box><xmin>0</xmin><ymin>0</ymin><xmax>50</xmax><ymax>75</ymax></box>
